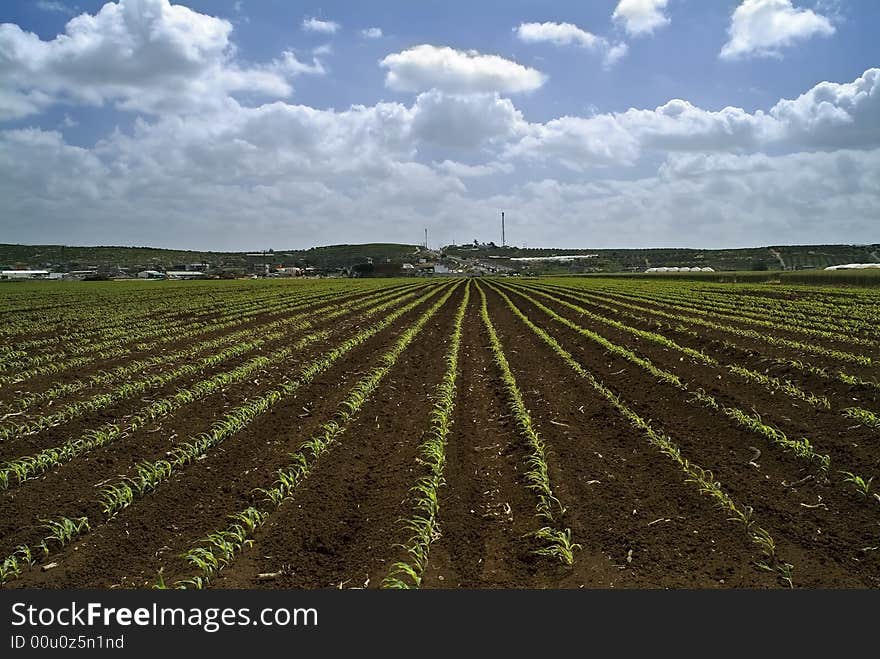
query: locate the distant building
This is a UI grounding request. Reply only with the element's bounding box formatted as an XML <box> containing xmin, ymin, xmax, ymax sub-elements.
<box><xmin>825</xmin><ymin>263</ymin><xmax>880</xmax><ymax>270</ymax></box>
<box><xmin>270</xmin><ymin>267</ymin><xmax>302</xmax><ymax>277</ymax></box>
<box><xmin>645</xmin><ymin>266</ymin><xmax>714</xmax><ymax>273</ymax></box>
<box><xmin>1</xmin><ymin>270</ymin><xmax>49</xmax><ymax>280</ymax></box>
<box><xmin>137</xmin><ymin>270</ymin><xmax>165</xmax><ymax>279</ymax></box>
<box><xmin>165</xmin><ymin>271</ymin><xmax>207</xmax><ymax>279</ymax></box>
<box><xmin>66</xmin><ymin>270</ymin><xmax>99</xmax><ymax>280</ymax></box>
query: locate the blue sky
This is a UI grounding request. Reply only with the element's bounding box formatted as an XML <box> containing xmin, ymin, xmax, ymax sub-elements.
<box><xmin>1</xmin><ymin>0</ymin><xmax>878</xmax><ymax>250</ymax></box>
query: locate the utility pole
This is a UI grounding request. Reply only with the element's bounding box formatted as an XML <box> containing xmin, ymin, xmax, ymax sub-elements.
<box><xmin>424</xmin><ymin>227</ymin><xmax>428</xmax><ymax>250</ymax></box>
<box><xmin>501</xmin><ymin>211</ymin><xmax>505</xmax><ymax>248</ymax></box>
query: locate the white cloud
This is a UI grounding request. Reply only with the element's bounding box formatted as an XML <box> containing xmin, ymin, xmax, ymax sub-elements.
<box><xmin>380</xmin><ymin>45</ymin><xmax>546</xmax><ymax>94</ymax></box>
<box><xmin>514</xmin><ymin>22</ymin><xmax>629</xmax><ymax>68</ymax></box>
<box><xmin>769</xmin><ymin>68</ymin><xmax>880</xmax><ymax>148</ymax></box>
<box><xmin>509</xmin><ymin>114</ymin><xmax>642</xmax><ymax>169</ymax></box>
<box><xmin>35</xmin><ymin>1</ymin><xmax>74</xmax><ymax>14</ymax></box>
<box><xmin>0</xmin><ymin>0</ymin><xmax>324</xmax><ymax>120</ymax></box>
<box><xmin>4</xmin><ymin>120</ymin><xmax>876</xmax><ymax>249</ymax></box>
<box><xmin>312</xmin><ymin>43</ymin><xmax>333</xmax><ymax>57</ymax></box>
<box><xmin>361</xmin><ymin>27</ymin><xmax>383</xmax><ymax>39</ymax></box>
<box><xmin>515</xmin><ymin>21</ymin><xmax>604</xmax><ymax>49</ymax></box>
<box><xmin>720</xmin><ymin>0</ymin><xmax>835</xmax><ymax>60</ymax></box>
<box><xmin>411</xmin><ymin>91</ymin><xmax>527</xmax><ymax>149</ymax></box>
<box><xmin>505</xmin><ymin>68</ymin><xmax>880</xmax><ymax>169</ymax></box>
<box><xmin>603</xmin><ymin>42</ymin><xmax>629</xmax><ymax>68</ymax></box>
<box><xmin>301</xmin><ymin>18</ymin><xmax>340</xmax><ymax>35</ymax></box>
<box><xmin>612</xmin><ymin>0</ymin><xmax>671</xmax><ymax>36</ymax></box>
<box><xmin>0</xmin><ymin>0</ymin><xmax>876</xmax><ymax>255</ymax></box>
<box><xmin>274</xmin><ymin>51</ymin><xmax>326</xmax><ymax>77</ymax></box>
<box><xmin>435</xmin><ymin>160</ymin><xmax>514</xmax><ymax>177</ymax></box>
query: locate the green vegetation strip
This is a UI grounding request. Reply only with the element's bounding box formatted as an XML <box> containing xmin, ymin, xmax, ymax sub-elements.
<box><xmin>537</xmin><ymin>282</ymin><xmax>880</xmax><ymax>392</ymax></box>
<box><xmin>586</xmin><ymin>283</ymin><xmax>877</xmax><ymax>348</ymax></box>
<box><xmin>542</xmin><ymin>282</ymin><xmax>873</xmax><ymax>367</ymax></box>
<box><xmin>0</xmin><ymin>286</ymin><xmax>425</xmax><ymax>488</ymax></box>
<box><xmin>513</xmin><ymin>282</ymin><xmax>833</xmax><ymax>410</ymax></box>
<box><xmin>487</xmin><ymin>283</ymin><xmax>794</xmax><ymax>586</ymax></box>
<box><xmin>162</xmin><ymin>283</ymin><xmax>461</xmax><ymax>588</ymax></box>
<box><xmin>0</xmin><ymin>283</ymin><xmax>450</xmax><ymax>586</ymax></box>
<box><xmin>476</xmin><ymin>283</ymin><xmax>579</xmax><ymax>566</ymax></box>
<box><xmin>381</xmin><ymin>282</ymin><xmax>470</xmax><ymax>588</ymax></box>
<box><xmin>503</xmin><ymin>284</ymin><xmax>833</xmax><ymax>475</ymax></box>
<box><xmin>0</xmin><ymin>283</ymin><xmax>420</xmax><ymax>424</ymax></box>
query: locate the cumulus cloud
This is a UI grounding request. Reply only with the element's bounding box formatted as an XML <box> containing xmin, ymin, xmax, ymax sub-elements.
<box><xmin>768</xmin><ymin>68</ymin><xmax>880</xmax><ymax>147</ymax></box>
<box><xmin>411</xmin><ymin>91</ymin><xmax>527</xmax><ymax>149</ymax></box>
<box><xmin>503</xmin><ymin>68</ymin><xmax>880</xmax><ymax>169</ymax></box>
<box><xmin>434</xmin><ymin>160</ymin><xmax>514</xmax><ymax>177</ymax></box>
<box><xmin>361</xmin><ymin>27</ymin><xmax>383</xmax><ymax>39</ymax></box>
<box><xmin>612</xmin><ymin>0</ymin><xmax>671</xmax><ymax>36</ymax></box>
<box><xmin>0</xmin><ymin>2</ymin><xmax>876</xmax><ymax>251</ymax></box>
<box><xmin>509</xmin><ymin>114</ymin><xmax>642</xmax><ymax>169</ymax></box>
<box><xmin>515</xmin><ymin>21</ymin><xmax>604</xmax><ymax>49</ymax></box>
<box><xmin>301</xmin><ymin>17</ymin><xmax>340</xmax><ymax>34</ymax></box>
<box><xmin>515</xmin><ymin>22</ymin><xmax>628</xmax><ymax>68</ymax></box>
<box><xmin>380</xmin><ymin>45</ymin><xmax>546</xmax><ymax>94</ymax></box>
<box><xmin>720</xmin><ymin>0</ymin><xmax>835</xmax><ymax>60</ymax></box>
<box><xmin>35</xmin><ymin>1</ymin><xmax>75</xmax><ymax>14</ymax></box>
<box><xmin>0</xmin><ymin>0</ymin><xmax>324</xmax><ymax>120</ymax></box>
<box><xmin>4</xmin><ymin>120</ymin><xmax>876</xmax><ymax>249</ymax></box>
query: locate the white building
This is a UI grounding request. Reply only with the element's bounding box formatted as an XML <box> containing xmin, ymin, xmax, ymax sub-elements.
<box><xmin>1</xmin><ymin>270</ymin><xmax>49</xmax><ymax>280</ymax></box>
<box><xmin>824</xmin><ymin>263</ymin><xmax>880</xmax><ymax>270</ymax></box>
<box><xmin>166</xmin><ymin>271</ymin><xmax>207</xmax><ymax>279</ymax></box>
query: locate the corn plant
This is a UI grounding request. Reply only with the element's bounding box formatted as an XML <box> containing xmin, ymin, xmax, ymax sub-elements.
<box><xmin>488</xmin><ymin>282</ymin><xmax>795</xmax><ymax>586</ymax></box>
<box><xmin>842</xmin><ymin>407</ymin><xmax>880</xmax><ymax>429</ymax></box>
<box><xmin>40</xmin><ymin>516</ymin><xmax>90</xmax><ymax>548</ymax></box>
<box><xmin>166</xmin><ymin>283</ymin><xmax>461</xmax><ymax>588</ymax></box>
<box><xmin>384</xmin><ymin>283</ymin><xmax>470</xmax><ymax>588</ymax></box>
<box><xmin>840</xmin><ymin>471</ymin><xmax>874</xmax><ymax>497</ymax></box>
<box><xmin>474</xmin><ymin>284</ymin><xmax>577</xmax><ymax>565</ymax></box>
<box><xmin>503</xmin><ymin>283</ymin><xmax>836</xmax><ymax>479</ymax></box>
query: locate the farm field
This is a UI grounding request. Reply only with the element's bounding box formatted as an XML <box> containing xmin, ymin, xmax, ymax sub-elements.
<box><xmin>0</xmin><ymin>277</ymin><xmax>878</xmax><ymax>589</ymax></box>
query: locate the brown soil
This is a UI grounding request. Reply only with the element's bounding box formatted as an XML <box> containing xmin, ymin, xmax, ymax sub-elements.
<box><xmin>2</xmin><ymin>279</ymin><xmax>878</xmax><ymax>590</ymax></box>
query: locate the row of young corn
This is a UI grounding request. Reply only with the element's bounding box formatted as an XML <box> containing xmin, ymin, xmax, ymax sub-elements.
<box><xmin>514</xmin><ymin>282</ymin><xmax>879</xmax><ymax>425</ymax></box>
<box><xmin>0</xmin><ymin>282</ymin><xmax>414</xmax><ymax>391</ymax></box>
<box><xmin>645</xmin><ymin>280</ymin><xmax>880</xmax><ymax>327</ymax></box>
<box><xmin>584</xmin><ymin>279</ymin><xmax>880</xmax><ymax>330</ymax></box>
<box><xmin>0</xmin><ymin>284</ymin><xmax>430</xmax><ymax>489</ymax></box>
<box><xmin>0</xmin><ymin>282</ymin><xmax>383</xmax><ymax>375</ymax></box>
<box><xmin>0</xmin><ymin>279</ymin><xmax>371</xmax><ymax>348</ymax></box>
<box><xmin>160</xmin><ymin>283</ymin><xmax>461</xmax><ymax>588</ymax></box>
<box><xmin>582</xmin><ymin>281</ymin><xmax>878</xmax><ymax>346</ymax></box>
<box><xmin>0</xmin><ymin>335</ymin><xmax>321</xmax><ymax>491</ymax></box>
<box><xmin>0</xmin><ymin>285</ymin><xmax>300</xmax><ymax>368</ymax></box>
<box><xmin>501</xmin><ymin>284</ymin><xmax>878</xmax><ymax>500</ymax></box>
<box><xmin>0</xmin><ymin>282</ymin><xmax>424</xmax><ymax>424</ymax></box>
<box><xmin>381</xmin><ymin>282</ymin><xmax>471</xmax><ymax>588</ymax></box>
<box><xmin>486</xmin><ymin>283</ymin><xmax>795</xmax><ymax>586</ymax></box>
<box><xmin>475</xmin><ymin>283</ymin><xmax>580</xmax><ymax>566</ymax></box>
<box><xmin>0</xmin><ymin>517</ymin><xmax>90</xmax><ymax>584</ymax></box>
<box><xmin>0</xmin><ymin>283</ymin><xmax>451</xmax><ymax>586</ymax></box>
<box><xmin>540</xmin><ymin>282</ymin><xmax>873</xmax><ymax>368</ymax></box>
<box><xmin>538</xmin><ymin>281</ymin><xmax>880</xmax><ymax>418</ymax></box>
<box><xmin>537</xmin><ymin>282</ymin><xmax>880</xmax><ymax>394</ymax></box>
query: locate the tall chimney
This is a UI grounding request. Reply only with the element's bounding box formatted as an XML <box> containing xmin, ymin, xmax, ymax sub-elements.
<box><xmin>501</xmin><ymin>211</ymin><xmax>505</xmax><ymax>247</ymax></box>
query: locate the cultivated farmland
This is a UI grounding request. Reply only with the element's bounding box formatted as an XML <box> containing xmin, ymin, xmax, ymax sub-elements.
<box><xmin>0</xmin><ymin>277</ymin><xmax>878</xmax><ymax>589</ymax></box>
